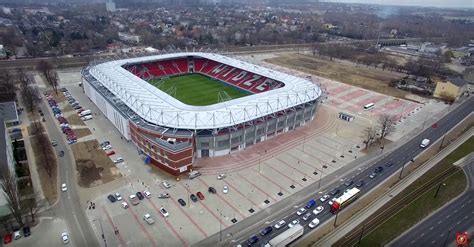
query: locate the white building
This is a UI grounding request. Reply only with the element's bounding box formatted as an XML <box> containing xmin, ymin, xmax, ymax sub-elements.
<box><xmin>118</xmin><ymin>32</ymin><xmax>141</xmax><ymax>44</ymax></box>
<box><xmin>106</xmin><ymin>0</ymin><xmax>116</xmax><ymax>12</ymax></box>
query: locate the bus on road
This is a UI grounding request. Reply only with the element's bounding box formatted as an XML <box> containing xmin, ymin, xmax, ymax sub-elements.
<box><xmin>330</xmin><ymin>187</ymin><xmax>361</xmax><ymax>213</ymax></box>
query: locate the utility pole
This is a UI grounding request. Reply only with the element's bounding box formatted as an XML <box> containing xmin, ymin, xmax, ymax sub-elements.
<box><xmin>99</xmin><ymin>219</ymin><xmax>107</xmax><ymax>247</ymax></box>
<box><xmin>434</xmin><ymin>182</ymin><xmax>446</xmax><ymax>198</ymax></box>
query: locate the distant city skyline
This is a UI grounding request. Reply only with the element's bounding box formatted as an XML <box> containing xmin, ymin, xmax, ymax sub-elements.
<box><xmin>325</xmin><ymin>0</ymin><xmax>473</xmax><ymax>8</ymax></box>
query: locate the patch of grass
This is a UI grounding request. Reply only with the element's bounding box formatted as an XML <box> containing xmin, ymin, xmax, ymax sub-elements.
<box><xmin>149</xmin><ymin>73</ymin><xmax>251</xmax><ymax>106</ymax></box>
<box><xmin>73</xmin><ymin>128</ymin><xmax>92</xmax><ymax>139</ymax></box>
<box><xmin>359</xmin><ymin>137</ymin><xmax>472</xmax><ymax>246</ymax></box>
<box><xmin>67</xmin><ymin>114</ymin><xmax>85</xmax><ymax>126</ymax></box>
<box><xmin>29</xmin><ymin>134</ymin><xmax>57</xmax><ymax>205</ymax></box>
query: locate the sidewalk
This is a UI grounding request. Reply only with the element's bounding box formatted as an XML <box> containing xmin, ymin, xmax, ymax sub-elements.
<box><xmin>312</xmin><ymin>127</ymin><xmax>474</xmax><ymax>246</ymax></box>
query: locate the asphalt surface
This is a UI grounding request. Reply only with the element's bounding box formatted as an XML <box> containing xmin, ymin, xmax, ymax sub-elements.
<box><xmin>196</xmin><ymin>96</ymin><xmax>473</xmax><ymax>246</ymax></box>
<box><xmin>390</xmin><ymin>159</ymin><xmax>474</xmax><ymax>247</ymax></box>
<box><xmin>41</xmin><ymin>96</ymin><xmax>100</xmax><ymax>247</ymax></box>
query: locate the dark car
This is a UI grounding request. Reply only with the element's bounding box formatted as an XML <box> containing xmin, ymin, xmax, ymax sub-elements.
<box><xmin>246</xmin><ymin>235</ymin><xmax>259</xmax><ymax>246</ymax></box>
<box><xmin>22</xmin><ymin>226</ymin><xmax>31</xmax><ymax>237</ymax></box>
<box><xmin>136</xmin><ymin>192</ymin><xmax>145</xmax><ymax>200</ymax></box>
<box><xmin>330</xmin><ymin>188</ymin><xmax>341</xmax><ymax>196</ymax></box>
<box><xmin>59</xmin><ymin>151</ymin><xmax>64</xmax><ymax>157</ymax></box>
<box><xmin>375</xmin><ymin>166</ymin><xmax>384</xmax><ymax>173</ymax></box>
<box><xmin>178</xmin><ymin>198</ymin><xmax>186</xmax><ymax>206</ymax></box>
<box><xmin>259</xmin><ymin>226</ymin><xmax>273</xmax><ymax>236</ymax></box>
<box><xmin>190</xmin><ymin>194</ymin><xmax>198</xmax><ymax>202</ymax></box>
<box><xmin>208</xmin><ymin>187</ymin><xmax>217</xmax><ymax>194</ymax></box>
<box><xmin>355</xmin><ymin>180</ymin><xmax>365</xmax><ymax>188</ymax></box>
<box><xmin>196</xmin><ymin>192</ymin><xmax>205</xmax><ymax>200</ymax></box>
<box><xmin>344</xmin><ymin>180</ymin><xmax>354</xmax><ymax>187</ymax></box>
<box><xmin>107</xmin><ymin>194</ymin><xmax>116</xmax><ymax>203</ymax></box>
<box><xmin>385</xmin><ymin>162</ymin><xmax>394</xmax><ymax>167</ymax></box>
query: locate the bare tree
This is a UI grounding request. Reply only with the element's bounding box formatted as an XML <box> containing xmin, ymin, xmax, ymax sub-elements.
<box><xmin>0</xmin><ymin>70</ymin><xmax>17</xmax><ymax>102</ymax></box>
<box><xmin>36</xmin><ymin>60</ymin><xmax>59</xmax><ymax>94</ymax></box>
<box><xmin>46</xmin><ymin>70</ymin><xmax>59</xmax><ymax>94</ymax></box>
<box><xmin>1</xmin><ymin>172</ymin><xmax>24</xmax><ymax>226</ymax></box>
<box><xmin>18</xmin><ymin>71</ymin><xmax>40</xmax><ymax>113</ymax></box>
<box><xmin>24</xmin><ymin>197</ymin><xmax>46</xmax><ymax>224</ymax></box>
<box><xmin>36</xmin><ymin>130</ymin><xmax>54</xmax><ymax>178</ymax></box>
<box><xmin>377</xmin><ymin>114</ymin><xmax>397</xmax><ymax>139</ymax></box>
<box><xmin>362</xmin><ymin>126</ymin><xmax>377</xmax><ymax>150</ymax></box>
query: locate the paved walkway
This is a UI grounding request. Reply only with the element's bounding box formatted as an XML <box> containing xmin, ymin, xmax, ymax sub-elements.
<box><xmin>312</xmin><ymin>126</ymin><xmax>474</xmax><ymax>246</ymax></box>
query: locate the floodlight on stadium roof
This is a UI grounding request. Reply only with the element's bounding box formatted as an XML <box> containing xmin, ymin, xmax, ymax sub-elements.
<box><xmin>89</xmin><ymin>52</ymin><xmax>322</xmax><ymax>130</ymax></box>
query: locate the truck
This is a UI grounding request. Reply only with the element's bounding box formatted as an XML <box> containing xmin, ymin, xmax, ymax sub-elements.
<box><xmin>420</xmin><ymin>138</ymin><xmax>430</xmax><ymax>148</ymax></box>
<box><xmin>265</xmin><ymin>224</ymin><xmax>304</xmax><ymax>247</ymax></box>
<box><xmin>79</xmin><ymin>110</ymin><xmax>91</xmax><ymax>117</ymax></box>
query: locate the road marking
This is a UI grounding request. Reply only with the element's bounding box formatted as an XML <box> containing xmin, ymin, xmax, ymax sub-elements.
<box><xmin>263</xmin><ymin>161</ymin><xmax>303</xmax><ymax>187</ymax></box>
<box><xmin>446</xmin><ymin>215</ymin><xmax>451</xmax><ymax>219</ymax></box>
<box><xmin>457</xmin><ymin>221</ymin><xmax>461</xmax><ymax>225</ymax></box>
<box><xmin>250</xmin><ymin>168</ymin><xmax>291</xmax><ymax>194</ymax></box>
<box><xmin>167</xmin><ymin>195</ymin><xmax>209</xmax><ymax>238</ymax></box>
<box><xmin>438</xmin><ymin>220</ymin><xmax>442</xmax><ymax>224</ymax></box>
<box><xmin>102</xmin><ymin>207</ymin><xmax>127</xmax><ymax>247</ymax></box>
<box><xmin>237</xmin><ymin>173</ymin><xmax>277</xmax><ymax>201</ymax></box>
<box><xmin>124</xmin><ymin>199</ymin><xmax>158</xmax><ymax>247</ymax></box>
<box><xmin>146</xmin><ymin>199</ymin><xmax>188</xmax><ymax>247</ymax></box>
<box><xmin>429</xmin><ymin>226</ymin><xmax>434</xmax><ymax>230</ymax></box>
<box><xmin>454</xmin><ymin>209</ymin><xmax>459</xmax><ymax>213</ymax></box>
<box><xmin>196</xmin><ymin>178</ymin><xmax>245</xmax><ymax>219</ymax></box>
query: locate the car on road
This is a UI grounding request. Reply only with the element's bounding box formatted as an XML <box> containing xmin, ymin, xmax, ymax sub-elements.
<box><xmin>369</xmin><ymin>173</ymin><xmax>377</xmax><ymax>179</ymax></box>
<box><xmin>115</xmin><ymin>193</ymin><xmax>122</xmax><ymax>201</ymax></box>
<box><xmin>107</xmin><ymin>194</ymin><xmax>117</xmax><ymax>203</ymax></box>
<box><xmin>106</xmin><ymin>151</ymin><xmax>115</xmax><ymax>156</ymax></box>
<box><xmin>306</xmin><ymin>199</ymin><xmax>316</xmax><ymax>209</ymax></box>
<box><xmin>159</xmin><ymin>207</ymin><xmax>170</xmax><ymax>218</ymax></box>
<box><xmin>328</xmin><ymin>198</ymin><xmax>337</xmax><ymax>206</ymax></box>
<box><xmin>217</xmin><ymin>173</ymin><xmax>226</xmax><ymax>180</ymax></box>
<box><xmin>302</xmin><ymin>212</ymin><xmax>312</xmax><ymax>221</ymax></box>
<box><xmin>102</xmin><ymin>145</ymin><xmax>112</xmax><ymax>151</ymax></box>
<box><xmin>178</xmin><ymin>198</ymin><xmax>186</xmax><ymax>207</ymax></box>
<box><xmin>274</xmin><ymin>220</ymin><xmax>286</xmax><ymax>229</ymax></box>
<box><xmin>313</xmin><ymin>206</ymin><xmax>324</xmax><ymax>215</ymax></box>
<box><xmin>344</xmin><ymin>180</ymin><xmax>354</xmax><ymax>187</ymax></box>
<box><xmin>61</xmin><ymin>232</ymin><xmax>70</xmax><ymax>244</ymax></box>
<box><xmin>309</xmin><ymin>218</ymin><xmax>320</xmax><ymax>229</ymax></box>
<box><xmin>385</xmin><ymin>162</ymin><xmax>394</xmax><ymax>167</ymax></box>
<box><xmin>246</xmin><ymin>235</ymin><xmax>259</xmax><ymax>246</ymax></box>
<box><xmin>319</xmin><ymin>194</ymin><xmax>330</xmax><ymax>202</ymax></box>
<box><xmin>288</xmin><ymin>219</ymin><xmax>300</xmax><ymax>228</ymax></box>
<box><xmin>374</xmin><ymin>166</ymin><xmax>384</xmax><ymax>173</ymax></box>
<box><xmin>121</xmin><ymin>202</ymin><xmax>129</xmax><ymax>209</ymax></box>
<box><xmin>296</xmin><ymin>207</ymin><xmax>307</xmax><ymax>216</ymax></box>
<box><xmin>129</xmin><ymin>195</ymin><xmax>139</xmax><ymax>205</ymax></box>
<box><xmin>355</xmin><ymin>180</ymin><xmax>365</xmax><ymax>188</ymax></box>
<box><xmin>259</xmin><ymin>226</ymin><xmax>273</xmax><ymax>236</ymax></box>
<box><xmin>190</xmin><ymin>194</ymin><xmax>198</xmax><ymax>202</ymax></box>
<box><xmin>223</xmin><ymin>185</ymin><xmax>229</xmax><ymax>194</ymax></box>
<box><xmin>22</xmin><ymin>226</ymin><xmax>31</xmax><ymax>237</ymax></box>
<box><xmin>196</xmin><ymin>192</ymin><xmax>205</xmax><ymax>200</ymax></box>
<box><xmin>136</xmin><ymin>192</ymin><xmax>145</xmax><ymax>200</ymax></box>
<box><xmin>330</xmin><ymin>188</ymin><xmax>341</xmax><ymax>196</ymax></box>
<box><xmin>208</xmin><ymin>187</ymin><xmax>217</xmax><ymax>194</ymax></box>
<box><xmin>3</xmin><ymin>233</ymin><xmax>12</xmax><ymax>244</ymax></box>
<box><xmin>61</xmin><ymin>183</ymin><xmax>67</xmax><ymax>192</ymax></box>
<box><xmin>143</xmin><ymin>190</ymin><xmax>151</xmax><ymax>199</ymax></box>
<box><xmin>143</xmin><ymin>214</ymin><xmax>155</xmax><ymax>225</ymax></box>
<box><xmin>113</xmin><ymin>157</ymin><xmax>124</xmax><ymax>164</ymax></box>
<box><xmin>59</xmin><ymin>151</ymin><xmax>64</xmax><ymax>157</ymax></box>
<box><xmin>161</xmin><ymin>181</ymin><xmax>172</xmax><ymax>189</ymax></box>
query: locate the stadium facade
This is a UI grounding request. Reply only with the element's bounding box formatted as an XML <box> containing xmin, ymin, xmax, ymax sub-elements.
<box><xmin>81</xmin><ymin>52</ymin><xmax>322</xmax><ymax>176</ymax></box>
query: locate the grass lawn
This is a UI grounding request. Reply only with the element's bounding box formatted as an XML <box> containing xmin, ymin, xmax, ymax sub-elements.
<box><xmin>359</xmin><ymin>137</ymin><xmax>473</xmax><ymax>246</ymax></box>
<box><xmin>148</xmin><ymin>73</ymin><xmax>251</xmax><ymax>106</ymax></box>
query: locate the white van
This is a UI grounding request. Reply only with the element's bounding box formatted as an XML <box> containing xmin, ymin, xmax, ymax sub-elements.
<box><xmin>81</xmin><ymin>115</ymin><xmax>93</xmax><ymax>121</ymax></box>
<box><xmin>420</xmin><ymin>139</ymin><xmax>430</xmax><ymax>148</ymax></box>
<box><xmin>79</xmin><ymin>110</ymin><xmax>91</xmax><ymax>117</ymax></box>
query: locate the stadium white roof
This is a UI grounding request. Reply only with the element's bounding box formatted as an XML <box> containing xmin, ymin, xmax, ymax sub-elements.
<box><xmin>89</xmin><ymin>52</ymin><xmax>322</xmax><ymax>129</ymax></box>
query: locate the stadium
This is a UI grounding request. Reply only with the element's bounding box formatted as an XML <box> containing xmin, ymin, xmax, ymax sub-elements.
<box><xmin>81</xmin><ymin>52</ymin><xmax>322</xmax><ymax>176</ymax></box>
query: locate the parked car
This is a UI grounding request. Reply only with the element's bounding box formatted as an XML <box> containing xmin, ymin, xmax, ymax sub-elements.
<box><xmin>223</xmin><ymin>185</ymin><xmax>229</xmax><ymax>194</ymax></box>
<box><xmin>274</xmin><ymin>220</ymin><xmax>286</xmax><ymax>229</ymax></box>
<box><xmin>159</xmin><ymin>207</ymin><xmax>170</xmax><ymax>218</ymax></box>
<box><xmin>129</xmin><ymin>195</ymin><xmax>139</xmax><ymax>205</ymax></box>
<box><xmin>107</xmin><ymin>194</ymin><xmax>117</xmax><ymax>203</ymax></box>
<box><xmin>143</xmin><ymin>214</ymin><xmax>155</xmax><ymax>225</ymax></box>
<box><xmin>190</xmin><ymin>194</ymin><xmax>198</xmax><ymax>202</ymax></box>
<box><xmin>385</xmin><ymin>162</ymin><xmax>394</xmax><ymax>167</ymax></box>
<box><xmin>100</xmin><ymin>141</ymin><xmax>110</xmax><ymax>147</ymax></box>
<box><xmin>158</xmin><ymin>193</ymin><xmax>170</xmax><ymax>198</ymax></box>
<box><xmin>143</xmin><ymin>190</ymin><xmax>151</xmax><ymax>199</ymax></box>
<box><xmin>121</xmin><ymin>202</ymin><xmax>129</xmax><ymax>209</ymax></box>
<box><xmin>217</xmin><ymin>173</ymin><xmax>226</xmax><ymax>180</ymax></box>
<box><xmin>313</xmin><ymin>206</ymin><xmax>324</xmax><ymax>215</ymax></box>
<box><xmin>59</xmin><ymin>151</ymin><xmax>64</xmax><ymax>157</ymax></box>
<box><xmin>161</xmin><ymin>181</ymin><xmax>172</xmax><ymax>189</ymax></box>
<box><xmin>22</xmin><ymin>226</ymin><xmax>31</xmax><ymax>237</ymax></box>
<box><xmin>177</xmin><ymin>198</ymin><xmax>186</xmax><ymax>207</ymax></box>
<box><xmin>136</xmin><ymin>192</ymin><xmax>144</xmax><ymax>200</ymax></box>
<box><xmin>61</xmin><ymin>183</ymin><xmax>67</xmax><ymax>192</ymax></box>
<box><xmin>113</xmin><ymin>157</ymin><xmax>124</xmax><ymax>164</ymax></box>
<box><xmin>3</xmin><ymin>233</ymin><xmax>12</xmax><ymax>244</ymax></box>
<box><xmin>102</xmin><ymin>145</ymin><xmax>112</xmax><ymax>151</ymax></box>
<box><xmin>309</xmin><ymin>218</ymin><xmax>320</xmax><ymax>229</ymax></box>
<box><xmin>208</xmin><ymin>187</ymin><xmax>217</xmax><ymax>194</ymax></box>
<box><xmin>51</xmin><ymin>140</ymin><xmax>58</xmax><ymax>146</ymax></box>
<box><xmin>115</xmin><ymin>193</ymin><xmax>122</xmax><ymax>201</ymax></box>
<box><xmin>196</xmin><ymin>192</ymin><xmax>205</xmax><ymax>200</ymax></box>
<box><xmin>61</xmin><ymin>232</ymin><xmax>70</xmax><ymax>244</ymax></box>
<box><xmin>106</xmin><ymin>151</ymin><xmax>116</xmax><ymax>156</ymax></box>
<box><xmin>259</xmin><ymin>226</ymin><xmax>273</xmax><ymax>236</ymax></box>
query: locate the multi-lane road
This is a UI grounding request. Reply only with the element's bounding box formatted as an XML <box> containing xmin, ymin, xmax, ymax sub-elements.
<box><xmin>41</xmin><ymin>95</ymin><xmax>99</xmax><ymax>247</ymax></box>
<box><xmin>196</xmin><ymin>96</ymin><xmax>473</xmax><ymax>246</ymax></box>
<box><xmin>390</xmin><ymin>158</ymin><xmax>474</xmax><ymax>247</ymax></box>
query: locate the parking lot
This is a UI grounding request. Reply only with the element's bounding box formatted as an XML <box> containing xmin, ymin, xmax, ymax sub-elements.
<box><xmin>54</xmin><ymin>64</ymin><xmax>445</xmax><ymax>246</ymax></box>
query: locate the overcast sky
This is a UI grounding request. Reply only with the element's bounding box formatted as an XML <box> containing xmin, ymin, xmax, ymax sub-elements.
<box><xmin>327</xmin><ymin>0</ymin><xmax>473</xmax><ymax>8</ymax></box>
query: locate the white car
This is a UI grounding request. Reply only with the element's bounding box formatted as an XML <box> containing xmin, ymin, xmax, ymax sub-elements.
<box><xmin>143</xmin><ymin>190</ymin><xmax>151</xmax><ymax>199</ymax></box>
<box><xmin>121</xmin><ymin>202</ymin><xmax>129</xmax><ymax>209</ymax></box>
<box><xmin>328</xmin><ymin>198</ymin><xmax>337</xmax><ymax>206</ymax></box>
<box><xmin>159</xmin><ymin>207</ymin><xmax>170</xmax><ymax>218</ymax></box>
<box><xmin>313</xmin><ymin>206</ymin><xmax>324</xmax><ymax>215</ymax></box>
<box><xmin>217</xmin><ymin>173</ymin><xmax>226</xmax><ymax>180</ymax></box>
<box><xmin>143</xmin><ymin>214</ymin><xmax>155</xmax><ymax>225</ymax></box>
<box><xmin>274</xmin><ymin>220</ymin><xmax>286</xmax><ymax>229</ymax></box>
<box><xmin>288</xmin><ymin>219</ymin><xmax>300</xmax><ymax>228</ymax></box>
<box><xmin>296</xmin><ymin>207</ymin><xmax>307</xmax><ymax>216</ymax></box>
<box><xmin>161</xmin><ymin>181</ymin><xmax>172</xmax><ymax>189</ymax></box>
<box><xmin>113</xmin><ymin>157</ymin><xmax>124</xmax><ymax>164</ymax></box>
<box><xmin>319</xmin><ymin>194</ymin><xmax>330</xmax><ymax>202</ymax></box>
<box><xmin>115</xmin><ymin>193</ymin><xmax>122</xmax><ymax>201</ymax></box>
<box><xmin>61</xmin><ymin>232</ymin><xmax>70</xmax><ymax>244</ymax></box>
<box><xmin>102</xmin><ymin>145</ymin><xmax>112</xmax><ymax>151</ymax></box>
<box><xmin>61</xmin><ymin>183</ymin><xmax>67</xmax><ymax>192</ymax></box>
<box><xmin>223</xmin><ymin>185</ymin><xmax>229</xmax><ymax>194</ymax></box>
<box><xmin>309</xmin><ymin>218</ymin><xmax>320</xmax><ymax>229</ymax></box>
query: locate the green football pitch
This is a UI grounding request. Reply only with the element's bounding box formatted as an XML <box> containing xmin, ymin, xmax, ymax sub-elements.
<box><xmin>148</xmin><ymin>73</ymin><xmax>251</xmax><ymax>106</ymax></box>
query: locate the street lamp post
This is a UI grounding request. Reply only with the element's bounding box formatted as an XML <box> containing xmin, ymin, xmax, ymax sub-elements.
<box><xmin>318</xmin><ymin>170</ymin><xmax>323</xmax><ymax>189</ymax></box>
<box><xmin>98</xmin><ymin>219</ymin><xmax>107</xmax><ymax>247</ymax></box>
<box><xmin>217</xmin><ymin>209</ymin><xmax>223</xmax><ymax>242</ymax></box>
<box><xmin>443</xmin><ymin>228</ymin><xmax>452</xmax><ymax>247</ymax></box>
<box><xmin>434</xmin><ymin>182</ymin><xmax>446</xmax><ymax>198</ymax></box>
